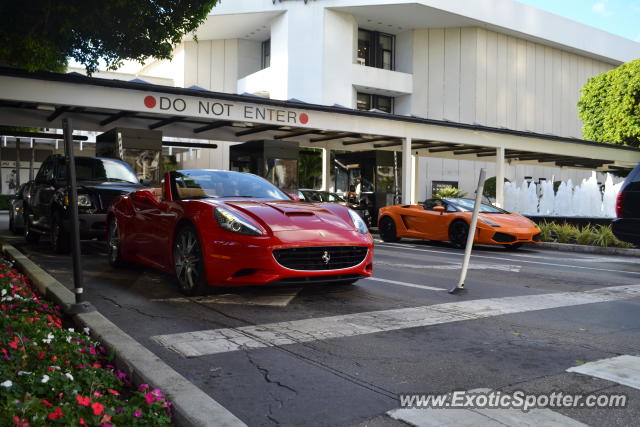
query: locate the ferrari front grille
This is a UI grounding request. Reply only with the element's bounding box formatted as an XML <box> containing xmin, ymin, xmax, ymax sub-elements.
<box><xmin>273</xmin><ymin>246</ymin><xmax>369</xmax><ymax>271</ymax></box>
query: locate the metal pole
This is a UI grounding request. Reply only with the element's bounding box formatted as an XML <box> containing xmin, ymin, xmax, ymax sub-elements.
<box><xmin>15</xmin><ymin>138</ymin><xmax>21</xmax><ymax>189</ymax></box>
<box><xmin>62</xmin><ymin>118</ymin><xmax>90</xmax><ymax>311</ymax></box>
<box><xmin>29</xmin><ymin>138</ymin><xmax>35</xmax><ymax>181</ymax></box>
<box><xmin>449</xmin><ymin>168</ymin><xmax>486</xmax><ymax>294</ymax></box>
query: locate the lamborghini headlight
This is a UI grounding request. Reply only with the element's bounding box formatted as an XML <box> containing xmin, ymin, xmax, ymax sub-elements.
<box><xmin>349</xmin><ymin>209</ymin><xmax>368</xmax><ymax>235</ymax></box>
<box><xmin>214</xmin><ymin>207</ymin><xmax>263</xmax><ymax>236</ymax></box>
<box><xmin>478</xmin><ymin>215</ymin><xmax>500</xmax><ymax>227</ymax></box>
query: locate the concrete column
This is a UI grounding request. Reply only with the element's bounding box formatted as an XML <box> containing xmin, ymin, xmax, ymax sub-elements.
<box><xmin>495</xmin><ymin>147</ymin><xmax>505</xmax><ymax>207</ymax></box>
<box><xmin>321</xmin><ymin>147</ymin><xmax>331</xmax><ymax>191</ymax></box>
<box><xmin>15</xmin><ymin>138</ymin><xmax>21</xmax><ymax>188</ymax></box>
<box><xmin>29</xmin><ymin>138</ymin><xmax>35</xmax><ymax>181</ymax></box>
<box><xmin>402</xmin><ymin>137</ymin><xmax>412</xmax><ymax>204</ymax></box>
<box><xmin>411</xmin><ymin>154</ymin><xmax>421</xmax><ymax>204</ymax></box>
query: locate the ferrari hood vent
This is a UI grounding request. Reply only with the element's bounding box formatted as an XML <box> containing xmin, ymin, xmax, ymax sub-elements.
<box><xmin>285</xmin><ymin>212</ymin><xmax>314</xmax><ymax>216</ymax></box>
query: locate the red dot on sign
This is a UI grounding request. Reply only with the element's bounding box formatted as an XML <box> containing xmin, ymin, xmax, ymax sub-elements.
<box><xmin>144</xmin><ymin>96</ymin><xmax>156</xmax><ymax>108</ymax></box>
<box><xmin>299</xmin><ymin>113</ymin><xmax>309</xmax><ymax>124</ymax></box>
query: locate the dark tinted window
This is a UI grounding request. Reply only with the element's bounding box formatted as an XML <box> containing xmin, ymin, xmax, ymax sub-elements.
<box><xmin>55</xmin><ymin>158</ymin><xmax>139</xmax><ymax>184</ymax></box>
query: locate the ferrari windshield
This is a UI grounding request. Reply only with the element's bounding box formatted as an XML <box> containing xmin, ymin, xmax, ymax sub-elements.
<box><xmin>174</xmin><ymin>170</ymin><xmax>290</xmax><ymax>200</ymax></box>
<box><xmin>443</xmin><ymin>198</ymin><xmax>507</xmax><ymax>213</ymax></box>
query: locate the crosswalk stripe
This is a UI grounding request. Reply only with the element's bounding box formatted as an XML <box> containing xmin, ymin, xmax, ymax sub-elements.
<box><xmin>388</xmin><ymin>407</ymin><xmax>587</xmax><ymax>427</ymax></box>
<box><xmin>375</xmin><ymin>244</ymin><xmax>640</xmax><ymax>275</ymax></box>
<box><xmin>151</xmin><ymin>284</ymin><xmax>640</xmax><ymax>358</ymax></box>
<box><xmin>567</xmin><ymin>355</ymin><xmax>640</xmax><ymax>390</ymax></box>
<box><xmin>364</xmin><ymin>277</ymin><xmax>445</xmax><ymax>291</ymax></box>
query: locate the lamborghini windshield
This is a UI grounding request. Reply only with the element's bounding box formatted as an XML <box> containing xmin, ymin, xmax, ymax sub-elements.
<box><xmin>173</xmin><ymin>170</ymin><xmax>290</xmax><ymax>200</ymax></box>
<box><xmin>443</xmin><ymin>198</ymin><xmax>507</xmax><ymax>213</ymax></box>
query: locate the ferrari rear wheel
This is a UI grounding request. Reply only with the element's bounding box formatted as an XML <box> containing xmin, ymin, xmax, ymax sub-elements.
<box><xmin>379</xmin><ymin>216</ymin><xmax>400</xmax><ymax>242</ymax></box>
<box><xmin>449</xmin><ymin>220</ymin><xmax>469</xmax><ymax>249</ymax></box>
<box><xmin>503</xmin><ymin>243</ymin><xmax>523</xmax><ymax>250</ymax></box>
<box><xmin>174</xmin><ymin>225</ymin><xmax>208</xmax><ymax>296</ymax></box>
<box><xmin>108</xmin><ymin>217</ymin><xmax>124</xmax><ymax>267</ymax></box>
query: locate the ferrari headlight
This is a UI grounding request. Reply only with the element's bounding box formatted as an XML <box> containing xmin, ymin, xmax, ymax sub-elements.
<box><xmin>478</xmin><ymin>215</ymin><xmax>500</xmax><ymax>227</ymax></box>
<box><xmin>214</xmin><ymin>207</ymin><xmax>263</xmax><ymax>236</ymax></box>
<box><xmin>349</xmin><ymin>209</ymin><xmax>368</xmax><ymax>235</ymax></box>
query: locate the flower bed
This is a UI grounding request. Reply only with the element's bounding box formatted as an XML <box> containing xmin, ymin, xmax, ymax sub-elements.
<box><xmin>0</xmin><ymin>257</ymin><xmax>172</xmax><ymax>426</ymax></box>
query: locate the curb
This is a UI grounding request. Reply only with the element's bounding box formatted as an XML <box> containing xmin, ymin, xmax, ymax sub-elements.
<box><xmin>537</xmin><ymin>241</ymin><xmax>640</xmax><ymax>257</ymax></box>
<box><xmin>1</xmin><ymin>241</ymin><xmax>247</xmax><ymax>427</ymax></box>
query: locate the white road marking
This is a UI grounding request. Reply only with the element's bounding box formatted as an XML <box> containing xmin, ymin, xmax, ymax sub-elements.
<box><xmin>364</xmin><ymin>277</ymin><xmax>445</xmax><ymax>291</ymax></box>
<box><xmin>375</xmin><ymin>244</ymin><xmax>640</xmax><ymax>276</ymax></box>
<box><xmin>152</xmin><ymin>288</ymin><xmax>301</xmax><ymax>307</ymax></box>
<box><xmin>388</xmin><ymin>407</ymin><xmax>587</xmax><ymax>427</ymax></box>
<box><xmin>567</xmin><ymin>355</ymin><xmax>640</xmax><ymax>390</ymax></box>
<box><xmin>151</xmin><ymin>284</ymin><xmax>640</xmax><ymax>358</ymax></box>
<box><xmin>376</xmin><ymin>261</ymin><xmax>521</xmax><ymax>273</ymax></box>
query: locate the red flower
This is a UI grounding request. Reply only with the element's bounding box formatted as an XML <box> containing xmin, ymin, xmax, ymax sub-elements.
<box><xmin>91</xmin><ymin>401</ymin><xmax>104</xmax><ymax>416</ymax></box>
<box><xmin>48</xmin><ymin>366</ymin><xmax>55</xmax><ymax>372</ymax></box>
<box><xmin>8</xmin><ymin>337</ymin><xmax>19</xmax><ymax>349</ymax></box>
<box><xmin>37</xmin><ymin>351</ymin><xmax>44</xmax><ymax>359</ymax></box>
<box><xmin>76</xmin><ymin>395</ymin><xmax>91</xmax><ymax>406</ymax></box>
<box><xmin>79</xmin><ymin>418</ymin><xmax>87</xmax><ymax>426</ymax></box>
<box><xmin>48</xmin><ymin>408</ymin><xmax>63</xmax><ymax>420</ymax></box>
<box><xmin>108</xmin><ymin>389</ymin><xmax>120</xmax><ymax>396</ymax></box>
<box><xmin>51</xmin><ymin>355</ymin><xmax>57</xmax><ymax>361</ymax></box>
<box><xmin>42</xmin><ymin>399</ymin><xmax>53</xmax><ymax>407</ymax></box>
<box><xmin>12</xmin><ymin>415</ymin><xmax>30</xmax><ymax>427</ymax></box>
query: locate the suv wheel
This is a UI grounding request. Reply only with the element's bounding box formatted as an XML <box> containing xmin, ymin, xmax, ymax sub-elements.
<box><xmin>108</xmin><ymin>217</ymin><xmax>124</xmax><ymax>267</ymax></box>
<box><xmin>50</xmin><ymin>212</ymin><xmax>70</xmax><ymax>254</ymax></box>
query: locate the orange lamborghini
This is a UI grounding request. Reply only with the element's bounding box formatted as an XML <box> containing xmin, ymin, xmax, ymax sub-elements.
<box><xmin>378</xmin><ymin>198</ymin><xmax>541</xmax><ymax>250</ymax></box>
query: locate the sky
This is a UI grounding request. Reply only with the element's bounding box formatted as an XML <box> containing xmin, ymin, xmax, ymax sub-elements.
<box><xmin>517</xmin><ymin>0</ymin><xmax>640</xmax><ymax>42</ymax></box>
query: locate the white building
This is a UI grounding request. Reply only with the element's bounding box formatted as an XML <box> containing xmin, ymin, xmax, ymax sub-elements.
<box><xmin>70</xmin><ymin>0</ymin><xmax>640</xmax><ymax>200</ymax></box>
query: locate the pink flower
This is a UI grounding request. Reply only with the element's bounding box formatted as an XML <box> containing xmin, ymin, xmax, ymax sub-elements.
<box><xmin>144</xmin><ymin>392</ymin><xmax>156</xmax><ymax>404</ymax></box>
<box><xmin>76</xmin><ymin>395</ymin><xmax>90</xmax><ymax>406</ymax></box>
<box><xmin>137</xmin><ymin>383</ymin><xmax>149</xmax><ymax>391</ymax></box>
<box><xmin>134</xmin><ymin>410</ymin><xmax>142</xmax><ymax>418</ymax></box>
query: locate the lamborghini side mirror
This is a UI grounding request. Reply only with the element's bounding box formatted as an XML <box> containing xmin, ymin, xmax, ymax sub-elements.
<box><xmin>434</xmin><ymin>206</ymin><xmax>445</xmax><ymax>215</ymax></box>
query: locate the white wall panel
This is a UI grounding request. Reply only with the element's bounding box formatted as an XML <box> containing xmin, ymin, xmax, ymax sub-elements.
<box><xmin>475</xmin><ymin>29</ymin><xmax>487</xmax><ymax>125</ymax></box>
<box><xmin>459</xmin><ymin>28</ymin><xmax>477</xmax><ymax>124</ymax></box>
<box><xmin>197</xmin><ymin>41</ymin><xmax>212</xmax><ymax>89</ymax></box>
<box><xmin>443</xmin><ymin>28</ymin><xmax>461</xmax><ymax>122</ymax></box>
<box><xmin>485</xmin><ymin>31</ymin><xmax>498</xmax><ymax>127</ymax></box>
<box><xmin>427</xmin><ymin>29</ymin><xmax>445</xmax><ymax>120</ymax></box>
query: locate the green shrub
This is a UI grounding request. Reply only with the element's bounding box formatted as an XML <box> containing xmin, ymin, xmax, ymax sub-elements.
<box><xmin>434</xmin><ymin>186</ymin><xmax>466</xmax><ymax>199</ymax></box>
<box><xmin>591</xmin><ymin>225</ymin><xmax>618</xmax><ymax>247</ymax></box>
<box><xmin>483</xmin><ymin>176</ymin><xmax>510</xmax><ymax>200</ymax></box>
<box><xmin>575</xmin><ymin>224</ymin><xmax>596</xmax><ymax>246</ymax></box>
<box><xmin>551</xmin><ymin>223</ymin><xmax>578</xmax><ymax>244</ymax></box>
<box><xmin>538</xmin><ymin>221</ymin><xmax>554</xmax><ymax>242</ymax></box>
<box><xmin>0</xmin><ymin>195</ymin><xmax>10</xmax><ymax>210</ymax></box>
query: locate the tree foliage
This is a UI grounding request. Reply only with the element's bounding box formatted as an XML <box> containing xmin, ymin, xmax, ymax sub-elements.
<box><xmin>483</xmin><ymin>176</ymin><xmax>510</xmax><ymax>200</ymax></box>
<box><xmin>0</xmin><ymin>0</ymin><xmax>218</xmax><ymax>75</ymax></box>
<box><xmin>578</xmin><ymin>58</ymin><xmax>640</xmax><ymax>147</ymax></box>
<box><xmin>434</xmin><ymin>186</ymin><xmax>466</xmax><ymax>199</ymax></box>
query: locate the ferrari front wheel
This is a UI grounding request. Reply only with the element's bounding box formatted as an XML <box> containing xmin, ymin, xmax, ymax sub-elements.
<box><xmin>173</xmin><ymin>225</ymin><xmax>208</xmax><ymax>296</ymax></box>
<box><xmin>379</xmin><ymin>217</ymin><xmax>400</xmax><ymax>242</ymax></box>
<box><xmin>449</xmin><ymin>220</ymin><xmax>469</xmax><ymax>249</ymax></box>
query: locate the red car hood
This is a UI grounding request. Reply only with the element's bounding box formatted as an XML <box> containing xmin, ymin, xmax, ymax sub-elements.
<box><xmin>213</xmin><ymin>200</ymin><xmax>355</xmax><ymax>232</ymax></box>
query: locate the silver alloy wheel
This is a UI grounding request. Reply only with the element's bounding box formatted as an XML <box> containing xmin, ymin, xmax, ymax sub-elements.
<box><xmin>174</xmin><ymin>228</ymin><xmax>202</xmax><ymax>292</ymax></box>
<box><xmin>108</xmin><ymin>218</ymin><xmax>120</xmax><ymax>264</ymax></box>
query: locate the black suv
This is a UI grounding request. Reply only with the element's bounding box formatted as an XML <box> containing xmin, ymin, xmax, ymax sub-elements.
<box><xmin>23</xmin><ymin>155</ymin><xmax>144</xmax><ymax>252</ymax></box>
<box><xmin>612</xmin><ymin>163</ymin><xmax>640</xmax><ymax>246</ymax></box>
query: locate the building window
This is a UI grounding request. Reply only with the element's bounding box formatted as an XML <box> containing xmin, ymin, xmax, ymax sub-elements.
<box><xmin>357</xmin><ymin>92</ymin><xmax>394</xmax><ymax>113</ymax></box>
<box><xmin>261</xmin><ymin>39</ymin><xmax>271</xmax><ymax>69</ymax></box>
<box><xmin>357</xmin><ymin>29</ymin><xmax>394</xmax><ymax>70</ymax></box>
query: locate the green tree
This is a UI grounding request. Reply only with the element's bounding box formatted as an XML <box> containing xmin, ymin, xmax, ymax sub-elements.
<box><xmin>483</xmin><ymin>176</ymin><xmax>510</xmax><ymax>200</ymax></box>
<box><xmin>578</xmin><ymin>58</ymin><xmax>640</xmax><ymax>147</ymax></box>
<box><xmin>0</xmin><ymin>0</ymin><xmax>218</xmax><ymax>75</ymax></box>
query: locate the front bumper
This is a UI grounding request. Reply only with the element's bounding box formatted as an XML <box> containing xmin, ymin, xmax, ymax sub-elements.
<box><xmin>64</xmin><ymin>213</ymin><xmax>107</xmax><ymax>239</ymax></box>
<box><xmin>477</xmin><ymin>228</ymin><xmax>541</xmax><ymax>245</ymax></box>
<box><xmin>612</xmin><ymin>218</ymin><xmax>640</xmax><ymax>246</ymax></box>
<box><xmin>200</xmin><ymin>229</ymin><xmax>374</xmax><ymax>287</ymax></box>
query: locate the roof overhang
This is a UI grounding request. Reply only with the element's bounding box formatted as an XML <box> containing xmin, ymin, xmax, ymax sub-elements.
<box><xmin>0</xmin><ymin>67</ymin><xmax>638</xmax><ymax>172</ymax></box>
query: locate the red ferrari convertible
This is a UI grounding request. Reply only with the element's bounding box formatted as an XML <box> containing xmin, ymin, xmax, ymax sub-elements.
<box><xmin>107</xmin><ymin>170</ymin><xmax>374</xmax><ymax>295</ymax></box>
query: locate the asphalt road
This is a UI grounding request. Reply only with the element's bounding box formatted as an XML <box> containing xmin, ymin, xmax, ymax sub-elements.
<box><xmin>2</xmin><ymin>211</ymin><xmax>640</xmax><ymax>427</ymax></box>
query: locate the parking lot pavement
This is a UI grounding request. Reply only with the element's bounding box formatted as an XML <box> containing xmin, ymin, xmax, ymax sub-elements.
<box><xmin>2</xmin><ymin>211</ymin><xmax>640</xmax><ymax>427</ymax></box>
